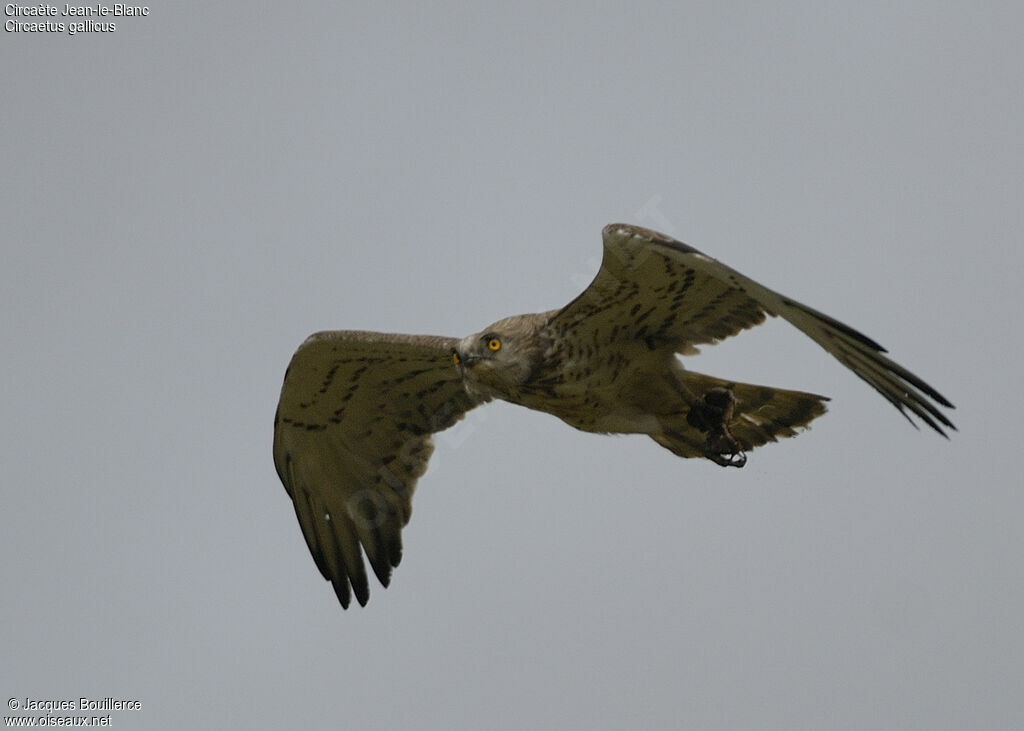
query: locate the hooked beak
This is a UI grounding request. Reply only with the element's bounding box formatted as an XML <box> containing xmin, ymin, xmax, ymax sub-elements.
<box><xmin>452</xmin><ymin>348</ymin><xmax>480</xmax><ymax>369</ymax></box>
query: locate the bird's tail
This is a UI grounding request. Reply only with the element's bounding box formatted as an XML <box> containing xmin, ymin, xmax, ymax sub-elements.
<box><xmin>651</xmin><ymin>370</ymin><xmax>829</xmax><ymax>462</ymax></box>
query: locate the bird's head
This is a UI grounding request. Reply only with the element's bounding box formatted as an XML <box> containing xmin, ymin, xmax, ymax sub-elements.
<box><xmin>452</xmin><ymin>314</ymin><xmax>548</xmax><ymax>401</ymax></box>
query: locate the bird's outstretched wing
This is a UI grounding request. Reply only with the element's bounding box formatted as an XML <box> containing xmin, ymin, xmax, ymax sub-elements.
<box><xmin>549</xmin><ymin>223</ymin><xmax>954</xmax><ymax>434</ymax></box>
<box><xmin>273</xmin><ymin>331</ymin><xmax>480</xmax><ymax>608</ymax></box>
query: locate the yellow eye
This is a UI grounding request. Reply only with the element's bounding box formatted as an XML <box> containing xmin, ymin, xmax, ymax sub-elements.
<box><xmin>487</xmin><ymin>337</ymin><xmax>502</xmax><ymax>352</ymax></box>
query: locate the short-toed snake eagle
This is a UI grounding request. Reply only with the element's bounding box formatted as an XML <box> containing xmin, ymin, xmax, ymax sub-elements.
<box><xmin>274</xmin><ymin>224</ymin><xmax>954</xmax><ymax>608</ymax></box>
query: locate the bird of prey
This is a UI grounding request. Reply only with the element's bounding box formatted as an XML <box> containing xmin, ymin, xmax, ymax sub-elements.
<box><xmin>274</xmin><ymin>223</ymin><xmax>954</xmax><ymax>608</ymax></box>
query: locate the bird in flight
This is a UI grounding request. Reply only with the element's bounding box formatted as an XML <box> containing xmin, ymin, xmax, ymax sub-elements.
<box><xmin>274</xmin><ymin>223</ymin><xmax>954</xmax><ymax>608</ymax></box>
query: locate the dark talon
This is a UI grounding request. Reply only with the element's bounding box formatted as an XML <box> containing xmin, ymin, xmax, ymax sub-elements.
<box><xmin>706</xmin><ymin>446</ymin><xmax>747</xmax><ymax>468</ymax></box>
<box><xmin>689</xmin><ymin>387</ymin><xmax>747</xmax><ymax>468</ymax></box>
<box><xmin>704</xmin><ymin>427</ymin><xmax>747</xmax><ymax>468</ymax></box>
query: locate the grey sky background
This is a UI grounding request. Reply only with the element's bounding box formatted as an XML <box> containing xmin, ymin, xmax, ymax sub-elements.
<box><xmin>2</xmin><ymin>3</ymin><xmax>1021</xmax><ymax>729</ymax></box>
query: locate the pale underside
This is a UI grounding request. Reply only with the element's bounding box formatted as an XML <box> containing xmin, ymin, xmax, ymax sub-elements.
<box><xmin>273</xmin><ymin>223</ymin><xmax>955</xmax><ymax>608</ymax></box>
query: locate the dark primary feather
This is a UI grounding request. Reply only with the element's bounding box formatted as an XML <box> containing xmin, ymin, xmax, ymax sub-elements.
<box><xmin>552</xmin><ymin>223</ymin><xmax>954</xmax><ymax>434</ymax></box>
<box><xmin>273</xmin><ymin>331</ymin><xmax>480</xmax><ymax>608</ymax></box>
